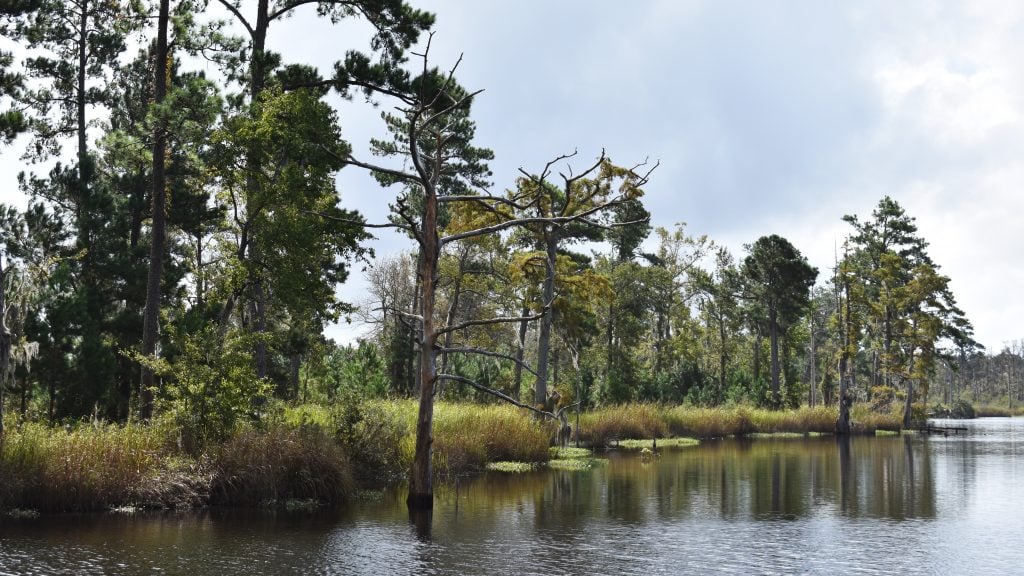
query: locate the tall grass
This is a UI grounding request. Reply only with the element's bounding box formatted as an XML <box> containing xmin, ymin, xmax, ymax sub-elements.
<box><xmin>0</xmin><ymin>421</ymin><xmax>169</xmax><ymax>512</ymax></box>
<box><xmin>210</xmin><ymin>424</ymin><xmax>353</xmax><ymax>506</ymax></box>
<box><xmin>580</xmin><ymin>404</ymin><xmax>898</xmax><ymax>443</ymax></box>
<box><xmin>663</xmin><ymin>406</ymin><xmax>756</xmax><ymax>438</ymax></box>
<box><xmin>430</xmin><ymin>403</ymin><xmax>551</xmax><ymax>476</ymax></box>
<box><xmin>578</xmin><ymin>404</ymin><xmax>668</xmax><ymax>447</ymax></box>
<box><xmin>973</xmin><ymin>405</ymin><xmax>1022</xmax><ymax>418</ymax></box>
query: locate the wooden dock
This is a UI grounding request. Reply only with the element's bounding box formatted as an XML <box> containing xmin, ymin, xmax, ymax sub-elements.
<box><xmin>916</xmin><ymin>423</ymin><xmax>969</xmax><ymax>435</ymax></box>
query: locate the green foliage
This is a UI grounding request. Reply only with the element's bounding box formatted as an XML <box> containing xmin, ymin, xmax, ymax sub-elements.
<box><xmin>138</xmin><ymin>328</ymin><xmax>273</xmax><ymax>452</ymax></box>
<box><xmin>950</xmin><ymin>399</ymin><xmax>976</xmax><ymax>419</ymax></box>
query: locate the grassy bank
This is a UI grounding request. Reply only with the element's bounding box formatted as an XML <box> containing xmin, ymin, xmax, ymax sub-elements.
<box><xmin>578</xmin><ymin>404</ymin><xmax>900</xmax><ymax>447</ymax></box>
<box><xmin>1</xmin><ymin>400</ymin><xmax>905</xmax><ymax>514</ymax></box>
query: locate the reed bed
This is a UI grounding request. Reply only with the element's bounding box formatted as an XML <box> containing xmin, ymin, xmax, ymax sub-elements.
<box><xmin>430</xmin><ymin>403</ymin><xmax>552</xmax><ymax>476</ymax></box>
<box><xmin>0</xmin><ymin>421</ymin><xmax>170</xmax><ymax>513</ymax></box>
<box><xmin>578</xmin><ymin>404</ymin><xmax>668</xmax><ymax>447</ymax></box>
<box><xmin>210</xmin><ymin>424</ymin><xmax>353</xmax><ymax>507</ymax></box>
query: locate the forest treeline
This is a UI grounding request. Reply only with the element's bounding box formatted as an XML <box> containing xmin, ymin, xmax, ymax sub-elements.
<box><xmin>0</xmin><ymin>0</ymin><xmax>1020</xmax><ymax>507</ymax></box>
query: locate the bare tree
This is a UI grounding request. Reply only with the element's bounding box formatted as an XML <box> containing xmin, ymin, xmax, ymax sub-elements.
<box><xmin>340</xmin><ymin>39</ymin><xmax>650</xmax><ymax>510</ymax></box>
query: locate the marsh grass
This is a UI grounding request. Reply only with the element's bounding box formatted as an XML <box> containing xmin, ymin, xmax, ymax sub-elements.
<box><xmin>973</xmin><ymin>405</ymin><xmax>1020</xmax><ymax>418</ymax></box>
<box><xmin>617</xmin><ymin>438</ymin><xmax>699</xmax><ymax>449</ymax></box>
<box><xmin>0</xmin><ymin>421</ymin><xmax>170</xmax><ymax>513</ymax></box>
<box><xmin>850</xmin><ymin>405</ymin><xmax>902</xmax><ymax>432</ymax></box>
<box><xmin>430</xmin><ymin>403</ymin><xmax>551</xmax><ymax>476</ymax></box>
<box><xmin>210</xmin><ymin>424</ymin><xmax>353</xmax><ymax>507</ymax></box>
<box><xmin>663</xmin><ymin>406</ymin><xmax>756</xmax><ymax>438</ymax></box>
<box><xmin>579</xmin><ymin>404</ymin><xmax>668</xmax><ymax>447</ymax></box>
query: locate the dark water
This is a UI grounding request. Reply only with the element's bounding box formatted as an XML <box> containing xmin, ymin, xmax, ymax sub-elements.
<box><xmin>1</xmin><ymin>418</ymin><xmax>1022</xmax><ymax>575</ymax></box>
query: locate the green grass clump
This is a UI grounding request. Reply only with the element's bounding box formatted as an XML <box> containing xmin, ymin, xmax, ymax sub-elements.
<box><xmin>547</xmin><ymin>445</ymin><xmax>604</xmax><ymax>470</ymax></box>
<box><xmin>430</xmin><ymin>403</ymin><xmax>552</xmax><ymax>476</ymax></box>
<box><xmin>579</xmin><ymin>404</ymin><xmax>668</xmax><ymax>448</ymax></box>
<box><xmin>664</xmin><ymin>406</ymin><xmax>755</xmax><ymax>438</ymax></box>
<box><xmin>548</xmin><ymin>458</ymin><xmax>600</xmax><ymax>471</ymax></box>
<box><xmin>485</xmin><ymin>461</ymin><xmax>540</xmax><ymax>473</ymax></box>
<box><xmin>550</xmin><ymin>446</ymin><xmax>593</xmax><ymax>459</ymax></box>
<box><xmin>618</xmin><ymin>438</ymin><xmax>699</xmax><ymax>449</ymax></box>
<box><xmin>210</xmin><ymin>424</ymin><xmax>353</xmax><ymax>507</ymax></box>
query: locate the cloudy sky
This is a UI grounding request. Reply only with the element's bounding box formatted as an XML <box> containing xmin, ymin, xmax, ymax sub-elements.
<box><xmin>3</xmin><ymin>0</ymin><xmax>1023</xmax><ymax>351</ymax></box>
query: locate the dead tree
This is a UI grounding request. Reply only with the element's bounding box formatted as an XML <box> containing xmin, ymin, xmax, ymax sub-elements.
<box><xmin>336</xmin><ymin>37</ymin><xmax>652</xmax><ymax>510</ymax></box>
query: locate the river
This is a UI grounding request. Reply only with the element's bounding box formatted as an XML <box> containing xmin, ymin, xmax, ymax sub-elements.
<box><xmin>1</xmin><ymin>417</ymin><xmax>1021</xmax><ymax>575</ymax></box>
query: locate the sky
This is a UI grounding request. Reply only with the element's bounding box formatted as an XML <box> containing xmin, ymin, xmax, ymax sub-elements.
<box><xmin>2</xmin><ymin>0</ymin><xmax>1023</xmax><ymax>352</ymax></box>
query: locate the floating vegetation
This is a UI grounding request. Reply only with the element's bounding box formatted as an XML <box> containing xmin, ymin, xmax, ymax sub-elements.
<box><xmin>617</xmin><ymin>438</ymin><xmax>699</xmax><ymax>449</ymax></box>
<box><xmin>548</xmin><ymin>458</ymin><xmax>606</xmax><ymax>471</ymax></box>
<box><xmin>485</xmin><ymin>461</ymin><xmax>540</xmax><ymax>473</ymax></box>
<box><xmin>549</xmin><ymin>446</ymin><xmax>592</xmax><ymax>459</ymax></box>
<box><xmin>547</xmin><ymin>446</ymin><xmax>605</xmax><ymax>470</ymax></box>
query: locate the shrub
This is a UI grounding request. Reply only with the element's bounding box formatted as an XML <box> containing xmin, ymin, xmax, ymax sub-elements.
<box><xmin>950</xmin><ymin>399</ymin><xmax>976</xmax><ymax>419</ymax></box>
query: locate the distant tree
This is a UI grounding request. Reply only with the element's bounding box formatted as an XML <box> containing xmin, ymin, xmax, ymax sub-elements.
<box><xmin>742</xmin><ymin>234</ymin><xmax>817</xmax><ymax>408</ymax></box>
<box><xmin>842</xmin><ymin>197</ymin><xmax>975</xmax><ymax>426</ymax></box>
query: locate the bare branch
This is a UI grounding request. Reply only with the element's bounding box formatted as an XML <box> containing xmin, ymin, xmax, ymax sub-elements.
<box><xmin>345</xmin><ymin>155</ymin><xmax>419</xmax><ymax>183</ymax></box>
<box><xmin>438</xmin><ymin>346</ymin><xmax>538</xmax><ymax>376</ymax></box>
<box><xmin>301</xmin><ymin>209</ymin><xmax>412</xmax><ymax>231</ymax></box>
<box><xmin>217</xmin><ymin>0</ymin><xmax>254</xmax><ymax>37</ymax></box>
<box><xmin>440</xmin><ymin>203</ymin><xmax>616</xmax><ymax>246</ymax></box>
<box><xmin>435</xmin><ymin>374</ymin><xmax>555</xmax><ymax>419</ymax></box>
<box><xmin>437</xmin><ymin>310</ymin><xmax>544</xmax><ymax>336</ymax></box>
<box><xmin>436</xmin><ymin>194</ymin><xmax>529</xmax><ymax>211</ymax></box>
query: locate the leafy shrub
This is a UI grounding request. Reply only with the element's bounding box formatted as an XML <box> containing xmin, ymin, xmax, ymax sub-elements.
<box><xmin>141</xmin><ymin>328</ymin><xmax>273</xmax><ymax>452</ymax></box>
<box><xmin>950</xmin><ymin>399</ymin><xmax>976</xmax><ymax>419</ymax></box>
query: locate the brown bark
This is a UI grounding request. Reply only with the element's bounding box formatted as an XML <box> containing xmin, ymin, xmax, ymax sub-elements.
<box><xmin>534</xmin><ymin>232</ymin><xmax>557</xmax><ymax>405</ymax></box>
<box><xmin>407</xmin><ymin>176</ymin><xmax>439</xmax><ymax>511</ymax></box>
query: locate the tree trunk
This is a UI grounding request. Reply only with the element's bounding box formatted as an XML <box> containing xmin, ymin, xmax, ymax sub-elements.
<box><xmin>289</xmin><ymin>352</ymin><xmax>301</xmax><ymax>399</ymax></box>
<box><xmin>769</xmin><ymin>310</ymin><xmax>780</xmax><ymax>408</ymax></box>
<box><xmin>513</xmin><ymin>301</ymin><xmax>529</xmax><ymax>400</ymax></box>
<box><xmin>411</xmin><ymin>248</ymin><xmax>423</xmax><ymax>395</ymax></box>
<box><xmin>718</xmin><ymin>312</ymin><xmax>727</xmax><ymax>399</ymax></box>
<box><xmin>253</xmin><ymin>276</ymin><xmax>269</xmax><ymax>378</ymax></box>
<box><xmin>809</xmin><ymin>314</ymin><xmax>817</xmax><ymax>408</ymax></box>
<box><xmin>407</xmin><ymin>184</ymin><xmax>439</xmax><ymax>511</ymax></box>
<box><xmin>534</xmin><ymin>232</ymin><xmax>557</xmax><ymax>405</ymax></box>
<box><xmin>903</xmin><ymin>349</ymin><xmax>916</xmax><ymax>428</ymax></box>
<box><xmin>836</xmin><ymin>279</ymin><xmax>853</xmax><ymax>434</ymax></box>
<box><xmin>139</xmin><ymin>0</ymin><xmax>170</xmax><ymax>420</ymax></box>
<box><xmin>0</xmin><ymin>251</ymin><xmax>7</xmax><ymax>436</ymax></box>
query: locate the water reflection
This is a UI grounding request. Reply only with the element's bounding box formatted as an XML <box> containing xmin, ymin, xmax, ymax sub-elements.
<box><xmin>3</xmin><ymin>419</ymin><xmax>1024</xmax><ymax>575</ymax></box>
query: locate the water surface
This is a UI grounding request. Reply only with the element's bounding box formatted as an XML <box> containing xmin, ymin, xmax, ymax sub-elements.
<box><xmin>1</xmin><ymin>417</ymin><xmax>1021</xmax><ymax>575</ymax></box>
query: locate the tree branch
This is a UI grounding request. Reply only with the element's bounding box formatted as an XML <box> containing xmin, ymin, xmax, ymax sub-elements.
<box><xmin>437</xmin><ymin>310</ymin><xmax>545</xmax><ymax>336</ymax></box>
<box><xmin>438</xmin><ymin>346</ymin><xmax>538</xmax><ymax>376</ymax></box>
<box><xmin>435</xmin><ymin>374</ymin><xmax>555</xmax><ymax>419</ymax></box>
<box><xmin>216</xmin><ymin>0</ymin><xmax>254</xmax><ymax>37</ymax></box>
<box><xmin>301</xmin><ymin>209</ymin><xmax>411</xmax><ymax>232</ymax></box>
